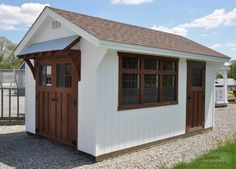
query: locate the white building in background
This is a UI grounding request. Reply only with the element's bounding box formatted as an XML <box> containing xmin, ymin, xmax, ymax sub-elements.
<box><xmin>216</xmin><ymin>78</ymin><xmax>236</xmax><ymax>91</ymax></box>
<box><xmin>215</xmin><ymin>65</ymin><xmax>230</xmax><ymax>107</ymax></box>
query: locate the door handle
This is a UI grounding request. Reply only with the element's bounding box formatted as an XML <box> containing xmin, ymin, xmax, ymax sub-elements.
<box><xmin>187</xmin><ymin>96</ymin><xmax>192</xmax><ymax>100</ymax></box>
<box><xmin>52</xmin><ymin>97</ymin><xmax>58</xmax><ymax>102</ymax></box>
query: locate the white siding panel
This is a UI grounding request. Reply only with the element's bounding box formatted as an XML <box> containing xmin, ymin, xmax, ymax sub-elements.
<box><xmin>30</xmin><ymin>16</ymin><xmax>76</xmax><ymax>44</ymax></box>
<box><xmin>25</xmin><ymin>60</ymin><xmax>36</xmax><ymax>134</ymax></box>
<box><xmin>77</xmin><ymin>39</ymin><xmax>107</xmax><ymax>156</ymax></box>
<box><xmin>95</xmin><ymin>52</ymin><xmax>187</xmax><ymax>156</ymax></box>
<box><xmin>205</xmin><ymin>62</ymin><xmax>219</xmax><ymax>128</ymax></box>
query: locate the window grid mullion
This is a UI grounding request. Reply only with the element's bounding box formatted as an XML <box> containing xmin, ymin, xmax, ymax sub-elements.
<box><xmin>159</xmin><ymin>60</ymin><xmax>163</xmax><ymax>102</ymax></box>
<box><xmin>118</xmin><ymin>53</ymin><xmax>178</xmax><ymax>110</ymax></box>
<box><xmin>140</xmin><ymin>57</ymin><xmax>144</xmax><ymax>104</ymax></box>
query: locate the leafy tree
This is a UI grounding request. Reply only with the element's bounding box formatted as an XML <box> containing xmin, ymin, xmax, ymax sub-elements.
<box><xmin>228</xmin><ymin>61</ymin><xmax>236</xmax><ymax>80</ymax></box>
<box><xmin>0</xmin><ymin>36</ymin><xmax>23</xmax><ymax>69</ymax></box>
<box><xmin>216</xmin><ymin>73</ymin><xmax>223</xmax><ymax>79</ymax></box>
<box><xmin>0</xmin><ymin>57</ymin><xmax>23</xmax><ymax>69</ymax></box>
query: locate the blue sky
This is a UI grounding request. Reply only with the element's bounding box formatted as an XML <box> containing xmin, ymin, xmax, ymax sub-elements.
<box><xmin>0</xmin><ymin>0</ymin><xmax>236</xmax><ymax>58</ymax></box>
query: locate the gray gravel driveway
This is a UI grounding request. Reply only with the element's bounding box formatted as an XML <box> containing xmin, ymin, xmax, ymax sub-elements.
<box><xmin>1</xmin><ymin>105</ymin><xmax>236</xmax><ymax>169</ymax></box>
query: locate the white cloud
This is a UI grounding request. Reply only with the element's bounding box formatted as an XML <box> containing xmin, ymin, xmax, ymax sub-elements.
<box><xmin>181</xmin><ymin>9</ymin><xmax>226</xmax><ymax>29</ymax></box>
<box><xmin>111</xmin><ymin>0</ymin><xmax>153</xmax><ymax>5</ymax></box>
<box><xmin>152</xmin><ymin>8</ymin><xmax>236</xmax><ymax>36</ymax></box>
<box><xmin>209</xmin><ymin>42</ymin><xmax>236</xmax><ymax>53</ymax></box>
<box><xmin>152</xmin><ymin>25</ymin><xmax>188</xmax><ymax>36</ymax></box>
<box><xmin>0</xmin><ymin>3</ymin><xmax>50</xmax><ymax>30</ymax></box>
<box><xmin>209</xmin><ymin>43</ymin><xmax>222</xmax><ymax>49</ymax></box>
<box><xmin>201</xmin><ymin>32</ymin><xmax>217</xmax><ymax>37</ymax></box>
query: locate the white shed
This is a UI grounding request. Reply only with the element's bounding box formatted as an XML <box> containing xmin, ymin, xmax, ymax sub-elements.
<box><xmin>15</xmin><ymin>7</ymin><xmax>230</xmax><ymax>160</ymax></box>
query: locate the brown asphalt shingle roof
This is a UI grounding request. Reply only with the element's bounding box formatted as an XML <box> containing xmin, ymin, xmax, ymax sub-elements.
<box><xmin>49</xmin><ymin>7</ymin><xmax>229</xmax><ymax>59</ymax></box>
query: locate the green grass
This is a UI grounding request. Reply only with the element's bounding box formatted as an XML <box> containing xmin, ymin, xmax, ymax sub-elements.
<box><xmin>229</xmin><ymin>101</ymin><xmax>236</xmax><ymax>104</ymax></box>
<box><xmin>173</xmin><ymin>138</ymin><xmax>236</xmax><ymax>169</ymax></box>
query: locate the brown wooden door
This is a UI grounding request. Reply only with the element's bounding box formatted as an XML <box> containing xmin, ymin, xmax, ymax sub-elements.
<box><xmin>36</xmin><ymin>56</ymin><xmax>78</xmax><ymax>147</ymax></box>
<box><xmin>186</xmin><ymin>61</ymin><xmax>205</xmax><ymax>132</ymax></box>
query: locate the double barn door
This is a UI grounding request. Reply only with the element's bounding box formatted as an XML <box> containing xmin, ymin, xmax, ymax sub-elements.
<box><xmin>36</xmin><ymin>56</ymin><xmax>78</xmax><ymax>147</ymax></box>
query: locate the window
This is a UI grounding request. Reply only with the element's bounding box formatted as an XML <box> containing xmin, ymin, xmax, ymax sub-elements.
<box><xmin>144</xmin><ymin>74</ymin><xmax>159</xmax><ymax>103</ymax></box>
<box><xmin>56</xmin><ymin>64</ymin><xmax>72</xmax><ymax>88</ymax></box>
<box><xmin>39</xmin><ymin>64</ymin><xmax>51</xmax><ymax>86</ymax></box>
<box><xmin>121</xmin><ymin>57</ymin><xmax>140</xmax><ymax>105</ymax></box>
<box><xmin>118</xmin><ymin>53</ymin><xmax>178</xmax><ymax>110</ymax></box>
<box><xmin>122</xmin><ymin>74</ymin><xmax>140</xmax><ymax>105</ymax></box>
<box><xmin>192</xmin><ymin>68</ymin><xmax>202</xmax><ymax>87</ymax></box>
<box><xmin>52</xmin><ymin>21</ymin><xmax>61</xmax><ymax>29</ymax></box>
<box><xmin>163</xmin><ymin>75</ymin><xmax>176</xmax><ymax>101</ymax></box>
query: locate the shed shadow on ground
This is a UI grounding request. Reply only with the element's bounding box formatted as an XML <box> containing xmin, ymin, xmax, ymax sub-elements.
<box><xmin>0</xmin><ymin>131</ymin><xmax>95</xmax><ymax>169</ymax></box>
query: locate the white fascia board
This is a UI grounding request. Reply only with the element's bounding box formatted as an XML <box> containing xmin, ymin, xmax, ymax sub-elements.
<box><xmin>15</xmin><ymin>8</ymin><xmax>49</xmax><ymax>55</ymax></box>
<box><xmin>15</xmin><ymin>7</ymin><xmax>99</xmax><ymax>56</ymax></box>
<box><xmin>46</xmin><ymin>8</ymin><xmax>99</xmax><ymax>46</ymax></box>
<box><xmin>98</xmin><ymin>39</ymin><xmax>230</xmax><ymax>63</ymax></box>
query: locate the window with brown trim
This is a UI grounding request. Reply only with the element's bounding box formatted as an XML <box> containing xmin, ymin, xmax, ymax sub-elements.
<box><xmin>56</xmin><ymin>63</ymin><xmax>72</xmax><ymax>88</ymax></box>
<box><xmin>118</xmin><ymin>52</ymin><xmax>178</xmax><ymax>110</ymax></box>
<box><xmin>39</xmin><ymin>64</ymin><xmax>52</xmax><ymax>87</ymax></box>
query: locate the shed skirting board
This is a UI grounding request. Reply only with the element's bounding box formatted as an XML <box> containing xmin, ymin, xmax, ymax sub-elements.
<box><xmin>95</xmin><ymin>127</ymin><xmax>213</xmax><ymax>162</ymax></box>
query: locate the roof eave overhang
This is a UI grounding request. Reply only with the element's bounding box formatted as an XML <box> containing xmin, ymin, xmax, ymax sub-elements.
<box><xmin>15</xmin><ymin>7</ymin><xmax>99</xmax><ymax>56</ymax></box>
<box><xmin>98</xmin><ymin>39</ymin><xmax>230</xmax><ymax>63</ymax></box>
<box><xmin>15</xmin><ymin>6</ymin><xmax>230</xmax><ymax>64</ymax></box>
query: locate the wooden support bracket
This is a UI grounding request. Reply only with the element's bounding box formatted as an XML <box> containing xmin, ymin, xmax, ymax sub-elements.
<box><xmin>64</xmin><ymin>37</ymin><xmax>81</xmax><ymax>51</ymax></box>
<box><xmin>23</xmin><ymin>58</ymin><xmax>36</xmax><ymax>79</ymax></box>
<box><xmin>66</xmin><ymin>50</ymin><xmax>81</xmax><ymax>81</ymax></box>
<box><xmin>64</xmin><ymin>37</ymin><xmax>81</xmax><ymax>81</ymax></box>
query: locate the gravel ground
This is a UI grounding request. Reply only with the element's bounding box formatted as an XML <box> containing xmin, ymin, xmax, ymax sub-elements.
<box><xmin>0</xmin><ymin>105</ymin><xmax>236</xmax><ymax>169</ymax></box>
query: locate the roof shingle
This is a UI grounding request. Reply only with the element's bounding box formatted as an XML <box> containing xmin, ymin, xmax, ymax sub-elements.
<box><xmin>50</xmin><ymin>7</ymin><xmax>229</xmax><ymax>59</ymax></box>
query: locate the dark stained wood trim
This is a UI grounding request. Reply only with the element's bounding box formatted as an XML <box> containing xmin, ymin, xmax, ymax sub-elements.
<box><xmin>19</xmin><ymin>49</ymin><xmax>81</xmax><ymax>81</ymax></box>
<box><xmin>117</xmin><ymin>52</ymin><xmax>179</xmax><ymax>61</ymax></box>
<box><xmin>117</xmin><ymin>52</ymin><xmax>179</xmax><ymax>111</ymax></box>
<box><xmin>19</xmin><ymin>50</ymin><xmax>64</xmax><ymax>59</ymax></box>
<box><xmin>140</xmin><ymin>57</ymin><xmax>144</xmax><ymax>104</ymax></box>
<box><xmin>159</xmin><ymin>60</ymin><xmax>163</xmax><ymax>102</ymax></box>
<box><xmin>23</xmin><ymin>58</ymin><xmax>35</xmax><ymax>79</ymax></box>
<box><xmin>118</xmin><ymin>101</ymin><xmax>178</xmax><ymax>111</ymax></box>
<box><xmin>118</xmin><ymin>56</ymin><xmax>123</xmax><ymax>108</ymax></box>
<box><xmin>64</xmin><ymin>37</ymin><xmax>81</xmax><ymax>51</ymax></box>
<box><xmin>122</xmin><ymin>69</ymin><xmax>142</xmax><ymax>74</ymax></box>
<box><xmin>176</xmin><ymin>60</ymin><xmax>179</xmax><ymax>103</ymax></box>
<box><xmin>65</xmin><ymin>50</ymin><xmax>81</xmax><ymax>81</ymax></box>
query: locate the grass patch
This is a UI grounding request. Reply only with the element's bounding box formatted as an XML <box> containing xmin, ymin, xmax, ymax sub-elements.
<box><xmin>229</xmin><ymin>101</ymin><xmax>236</xmax><ymax>104</ymax></box>
<box><xmin>173</xmin><ymin>137</ymin><xmax>236</xmax><ymax>169</ymax></box>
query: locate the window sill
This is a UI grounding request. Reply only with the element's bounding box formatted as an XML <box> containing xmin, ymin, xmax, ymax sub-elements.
<box><xmin>118</xmin><ymin>101</ymin><xmax>178</xmax><ymax>111</ymax></box>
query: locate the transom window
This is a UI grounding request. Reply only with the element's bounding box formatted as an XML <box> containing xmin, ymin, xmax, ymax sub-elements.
<box><xmin>118</xmin><ymin>53</ymin><xmax>178</xmax><ymax>110</ymax></box>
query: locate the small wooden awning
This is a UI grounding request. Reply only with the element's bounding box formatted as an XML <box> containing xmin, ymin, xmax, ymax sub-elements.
<box><xmin>17</xmin><ymin>36</ymin><xmax>81</xmax><ymax>80</ymax></box>
<box><xmin>18</xmin><ymin>35</ymin><xmax>80</xmax><ymax>57</ymax></box>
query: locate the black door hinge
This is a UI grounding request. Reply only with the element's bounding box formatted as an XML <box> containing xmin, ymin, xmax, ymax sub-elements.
<box><xmin>72</xmin><ymin>140</ymin><xmax>77</xmax><ymax>146</ymax></box>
